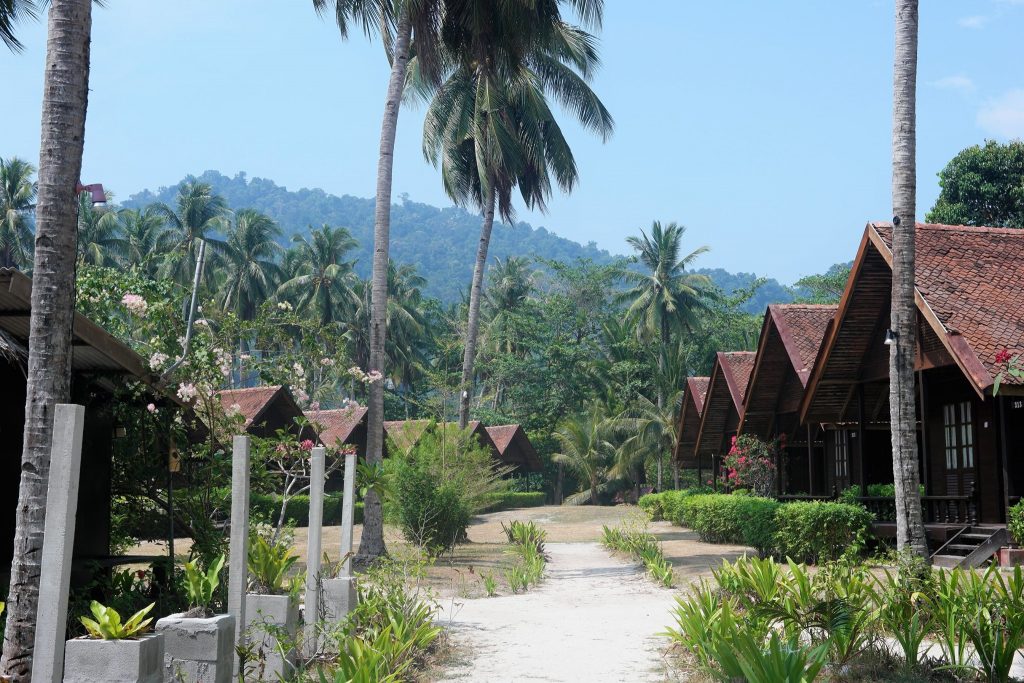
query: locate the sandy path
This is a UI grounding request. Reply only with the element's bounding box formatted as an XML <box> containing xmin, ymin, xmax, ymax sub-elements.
<box><xmin>436</xmin><ymin>542</ymin><xmax>679</xmax><ymax>682</ymax></box>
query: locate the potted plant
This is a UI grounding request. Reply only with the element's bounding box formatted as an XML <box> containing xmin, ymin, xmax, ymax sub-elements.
<box><xmin>64</xmin><ymin>601</ymin><xmax>163</xmax><ymax>683</ymax></box>
<box><xmin>245</xmin><ymin>534</ymin><xmax>301</xmax><ymax>680</ymax></box>
<box><xmin>155</xmin><ymin>554</ymin><xmax>235</xmax><ymax>683</ymax></box>
<box><xmin>1000</xmin><ymin>501</ymin><xmax>1024</xmax><ymax>567</ymax></box>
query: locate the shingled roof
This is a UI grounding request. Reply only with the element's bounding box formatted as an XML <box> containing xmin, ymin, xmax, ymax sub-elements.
<box><xmin>309</xmin><ymin>406</ymin><xmax>368</xmax><ymax>446</ymax></box>
<box><xmin>217</xmin><ymin>385</ymin><xmax>311</xmax><ymax>437</ymax></box>
<box><xmin>485</xmin><ymin>425</ymin><xmax>543</xmax><ymax>472</ymax></box>
<box><xmin>740</xmin><ymin>304</ymin><xmax>836</xmax><ymax>437</ymax></box>
<box><xmin>674</xmin><ymin>377</ymin><xmax>709</xmax><ymax>466</ymax></box>
<box><xmin>695</xmin><ymin>351</ymin><xmax>756</xmax><ymax>457</ymax></box>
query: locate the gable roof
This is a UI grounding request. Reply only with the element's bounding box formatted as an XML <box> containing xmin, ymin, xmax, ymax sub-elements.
<box><xmin>308</xmin><ymin>406</ymin><xmax>368</xmax><ymax>446</ymax></box>
<box><xmin>801</xmin><ymin>221</ymin><xmax>1024</xmax><ymax>423</ymax></box>
<box><xmin>217</xmin><ymin>385</ymin><xmax>312</xmax><ymax>438</ymax></box>
<box><xmin>740</xmin><ymin>304</ymin><xmax>836</xmax><ymax>437</ymax></box>
<box><xmin>674</xmin><ymin>377</ymin><xmax>709</xmax><ymax>466</ymax></box>
<box><xmin>695</xmin><ymin>351</ymin><xmax>756</xmax><ymax>457</ymax></box>
<box><xmin>485</xmin><ymin>424</ymin><xmax>543</xmax><ymax>471</ymax></box>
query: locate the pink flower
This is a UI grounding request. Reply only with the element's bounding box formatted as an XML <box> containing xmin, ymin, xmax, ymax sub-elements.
<box><xmin>146</xmin><ymin>403</ymin><xmax>156</xmax><ymax>413</ymax></box>
<box><xmin>121</xmin><ymin>293</ymin><xmax>148</xmax><ymax>316</ymax></box>
<box><xmin>996</xmin><ymin>348</ymin><xmax>1013</xmax><ymax>364</ymax></box>
<box><xmin>300</xmin><ymin>439</ymin><xmax>314</xmax><ymax>452</ymax></box>
<box><xmin>276</xmin><ymin>443</ymin><xmax>288</xmax><ymax>454</ymax></box>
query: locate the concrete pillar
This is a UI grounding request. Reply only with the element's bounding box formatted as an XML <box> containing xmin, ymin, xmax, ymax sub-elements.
<box><xmin>339</xmin><ymin>450</ymin><xmax>357</xmax><ymax>577</ymax></box>
<box><xmin>303</xmin><ymin>446</ymin><xmax>326</xmax><ymax>655</ymax></box>
<box><xmin>227</xmin><ymin>435</ymin><xmax>251</xmax><ymax>676</ymax></box>
<box><xmin>32</xmin><ymin>403</ymin><xmax>86</xmax><ymax>683</ymax></box>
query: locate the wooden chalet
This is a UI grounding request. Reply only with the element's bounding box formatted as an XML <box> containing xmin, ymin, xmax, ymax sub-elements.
<box><xmin>309</xmin><ymin>406</ymin><xmax>368</xmax><ymax>455</ymax></box>
<box><xmin>217</xmin><ymin>385</ymin><xmax>315</xmax><ymax>440</ymax></box>
<box><xmin>739</xmin><ymin>304</ymin><xmax>836</xmax><ymax>495</ymax></box>
<box><xmin>800</xmin><ymin>222</ymin><xmax>1024</xmax><ymax>546</ymax></box>
<box><xmin>694</xmin><ymin>352</ymin><xmax>756</xmax><ymax>485</ymax></box>
<box><xmin>485</xmin><ymin>425</ymin><xmax>544</xmax><ymax>473</ymax></box>
<box><xmin>673</xmin><ymin>376</ymin><xmax>709</xmax><ymax>470</ymax></box>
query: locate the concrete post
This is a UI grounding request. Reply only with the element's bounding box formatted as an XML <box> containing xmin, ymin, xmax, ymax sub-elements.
<box><xmin>227</xmin><ymin>435</ymin><xmax>251</xmax><ymax>676</ymax></box>
<box><xmin>31</xmin><ymin>403</ymin><xmax>86</xmax><ymax>683</ymax></box>
<box><xmin>303</xmin><ymin>446</ymin><xmax>326</xmax><ymax>655</ymax></box>
<box><xmin>339</xmin><ymin>450</ymin><xmax>357</xmax><ymax>577</ymax></box>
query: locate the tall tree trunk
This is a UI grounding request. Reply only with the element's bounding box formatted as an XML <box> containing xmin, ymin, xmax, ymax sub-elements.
<box><xmin>357</xmin><ymin>9</ymin><xmax>412</xmax><ymax>564</ymax></box>
<box><xmin>458</xmin><ymin>183</ymin><xmax>496</xmax><ymax>429</ymax></box>
<box><xmin>889</xmin><ymin>0</ymin><xmax>929</xmax><ymax>561</ymax></box>
<box><xmin>655</xmin><ymin>318</ymin><xmax>668</xmax><ymax>490</ymax></box>
<box><xmin>1</xmin><ymin>2</ymin><xmax>92</xmax><ymax>679</ymax></box>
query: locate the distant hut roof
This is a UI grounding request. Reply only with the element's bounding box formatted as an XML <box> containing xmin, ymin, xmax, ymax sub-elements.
<box><xmin>217</xmin><ymin>385</ymin><xmax>311</xmax><ymax>438</ymax></box>
<box><xmin>485</xmin><ymin>425</ymin><xmax>543</xmax><ymax>472</ymax></box>
<box><xmin>383</xmin><ymin>419</ymin><xmax>433</xmax><ymax>455</ymax></box>
<box><xmin>308</xmin><ymin>406</ymin><xmax>368</xmax><ymax>447</ymax></box>
<box><xmin>674</xmin><ymin>376</ymin><xmax>709</xmax><ymax>467</ymax></box>
<box><xmin>695</xmin><ymin>351</ymin><xmax>756</xmax><ymax>457</ymax></box>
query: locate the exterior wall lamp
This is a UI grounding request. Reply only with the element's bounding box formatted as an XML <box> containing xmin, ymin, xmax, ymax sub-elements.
<box><xmin>884</xmin><ymin>328</ymin><xmax>899</xmax><ymax>346</ymax></box>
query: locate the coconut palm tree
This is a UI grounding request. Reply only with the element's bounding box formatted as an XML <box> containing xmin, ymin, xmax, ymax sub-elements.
<box><xmin>889</xmin><ymin>0</ymin><xmax>928</xmax><ymax>560</ymax></box>
<box><xmin>0</xmin><ymin>0</ymin><xmax>38</xmax><ymax>52</ymax></box>
<box><xmin>2</xmin><ymin>1</ymin><xmax>93</xmax><ymax>678</ymax></box>
<box><xmin>155</xmin><ymin>179</ymin><xmax>229</xmax><ymax>287</ymax></box>
<box><xmin>119</xmin><ymin>206</ymin><xmax>172</xmax><ymax>277</ymax></box>
<box><xmin>217</xmin><ymin>209</ymin><xmax>283</xmax><ymax>321</ymax></box>
<box><xmin>418</xmin><ymin>5</ymin><xmax>613</xmax><ymax>429</ymax></box>
<box><xmin>553</xmin><ymin>402</ymin><xmax>616</xmax><ymax>505</ymax></box>
<box><xmin>482</xmin><ymin>256</ymin><xmax>535</xmax><ymax>356</ymax></box>
<box><xmin>313</xmin><ymin>0</ymin><xmax>444</xmax><ymax>562</ymax></box>
<box><xmin>0</xmin><ymin>156</ymin><xmax>36</xmax><ymax>269</ymax></box>
<box><xmin>76</xmin><ymin>192</ymin><xmax>125</xmax><ymax>267</ymax></box>
<box><xmin>276</xmin><ymin>224</ymin><xmax>359</xmax><ymax>326</ymax></box>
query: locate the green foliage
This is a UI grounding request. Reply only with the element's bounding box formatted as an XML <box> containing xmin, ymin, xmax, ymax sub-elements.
<box><xmin>927</xmin><ymin>139</ymin><xmax>1024</xmax><ymax>228</ymax></box>
<box><xmin>601</xmin><ymin>519</ymin><xmax>674</xmax><ymax>588</ymax></box>
<box><xmin>480</xmin><ymin>572</ymin><xmax>498</xmax><ymax>597</ymax></box>
<box><xmin>502</xmin><ymin>520</ymin><xmax>548</xmax><ymax>593</ymax></box>
<box><xmin>791</xmin><ymin>263</ymin><xmax>851</xmax><ymax>304</ymax></box>
<box><xmin>392</xmin><ymin>463</ymin><xmax>470</xmax><ymax>555</ymax></box>
<box><xmin>1008</xmin><ymin>501</ymin><xmax>1024</xmax><ymax>545</ymax></box>
<box><xmin>501</xmin><ymin>520</ymin><xmax>547</xmax><ymax>556</ymax></box>
<box><xmin>183</xmin><ymin>554</ymin><xmax>224</xmax><ymax>611</ymax></box>
<box><xmin>80</xmin><ymin>601</ymin><xmax>155</xmax><ymax>640</ymax></box>
<box><xmin>477</xmin><ymin>491</ymin><xmax>546</xmax><ymax>512</ymax></box>
<box><xmin>247</xmin><ymin>535</ymin><xmax>299</xmax><ymax>595</ymax></box>
<box><xmin>771</xmin><ymin>501</ymin><xmax>872</xmax><ymax>564</ymax></box>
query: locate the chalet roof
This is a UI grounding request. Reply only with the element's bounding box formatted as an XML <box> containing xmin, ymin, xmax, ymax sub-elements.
<box><xmin>695</xmin><ymin>351</ymin><xmax>755</xmax><ymax>457</ymax></box>
<box><xmin>801</xmin><ymin>221</ymin><xmax>1024</xmax><ymax>423</ymax></box>
<box><xmin>308</xmin><ymin>406</ymin><xmax>367</xmax><ymax>446</ymax></box>
<box><xmin>383</xmin><ymin>419</ymin><xmax>494</xmax><ymax>456</ymax></box>
<box><xmin>216</xmin><ymin>385</ymin><xmax>312</xmax><ymax>439</ymax></box>
<box><xmin>485</xmin><ymin>424</ymin><xmax>543</xmax><ymax>471</ymax></box>
<box><xmin>674</xmin><ymin>377</ymin><xmax>709</xmax><ymax>466</ymax></box>
<box><xmin>740</xmin><ymin>304</ymin><xmax>836</xmax><ymax>437</ymax></box>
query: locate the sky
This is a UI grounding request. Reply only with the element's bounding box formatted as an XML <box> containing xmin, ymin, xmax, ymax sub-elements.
<box><xmin>3</xmin><ymin>1</ymin><xmax>1023</xmax><ymax>284</ymax></box>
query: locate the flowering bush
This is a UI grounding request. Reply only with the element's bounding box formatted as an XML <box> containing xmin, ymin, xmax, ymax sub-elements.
<box><xmin>994</xmin><ymin>348</ymin><xmax>1022</xmax><ymax>394</ymax></box>
<box><xmin>720</xmin><ymin>435</ymin><xmax>777</xmax><ymax>498</ymax></box>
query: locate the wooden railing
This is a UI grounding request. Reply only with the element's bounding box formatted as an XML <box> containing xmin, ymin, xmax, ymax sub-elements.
<box><xmin>857</xmin><ymin>494</ymin><xmax>975</xmax><ymax>525</ymax></box>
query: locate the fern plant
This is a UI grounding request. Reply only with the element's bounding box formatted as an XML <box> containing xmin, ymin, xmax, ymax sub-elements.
<box><xmin>184</xmin><ymin>553</ymin><xmax>225</xmax><ymax>612</ymax></box>
<box><xmin>80</xmin><ymin>601</ymin><xmax>155</xmax><ymax>640</ymax></box>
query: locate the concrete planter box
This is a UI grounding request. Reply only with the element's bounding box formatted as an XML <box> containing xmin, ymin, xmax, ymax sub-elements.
<box><xmin>999</xmin><ymin>546</ymin><xmax>1024</xmax><ymax>567</ymax></box>
<box><xmin>63</xmin><ymin>632</ymin><xmax>164</xmax><ymax>683</ymax></box>
<box><xmin>244</xmin><ymin>593</ymin><xmax>299</xmax><ymax>681</ymax></box>
<box><xmin>155</xmin><ymin>612</ymin><xmax>235</xmax><ymax>683</ymax></box>
<box><xmin>322</xmin><ymin>576</ymin><xmax>357</xmax><ymax>623</ymax></box>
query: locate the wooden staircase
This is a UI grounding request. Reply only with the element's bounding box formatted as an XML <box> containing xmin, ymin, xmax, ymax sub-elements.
<box><xmin>930</xmin><ymin>526</ymin><xmax>1008</xmax><ymax>568</ymax></box>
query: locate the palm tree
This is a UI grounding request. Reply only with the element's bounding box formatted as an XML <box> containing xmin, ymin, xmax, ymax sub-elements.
<box><xmin>217</xmin><ymin>209</ymin><xmax>283</xmax><ymax>321</ymax></box>
<box><xmin>0</xmin><ymin>0</ymin><xmax>38</xmax><ymax>52</ymax></box>
<box><xmin>0</xmin><ymin>156</ymin><xmax>36</xmax><ymax>268</ymax></box>
<box><xmin>619</xmin><ymin>221</ymin><xmax>712</xmax><ymax>489</ymax></box>
<box><xmin>313</xmin><ymin>0</ymin><xmax>444</xmax><ymax>562</ymax></box>
<box><xmin>2</xmin><ymin>1</ymin><xmax>93</xmax><ymax>678</ymax></box>
<box><xmin>889</xmin><ymin>0</ymin><xmax>928</xmax><ymax>560</ymax></box>
<box><xmin>553</xmin><ymin>402</ymin><xmax>616</xmax><ymax>505</ymax></box>
<box><xmin>276</xmin><ymin>224</ymin><xmax>359</xmax><ymax>326</ymax></box>
<box><xmin>76</xmin><ymin>192</ymin><xmax>125</xmax><ymax>267</ymax></box>
<box><xmin>419</xmin><ymin>5</ymin><xmax>613</xmax><ymax>429</ymax></box>
<box><xmin>119</xmin><ymin>206</ymin><xmax>172</xmax><ymax>277</ymax></box>
<box><xmin>155</xmin><ymin>179</ymin><xmax>229</xmax><ymax>287</ymax></box>
<box><xmin>482</xmin><ymin>256</ymin><xmax>535</xmax><ymax>356</ymax></box>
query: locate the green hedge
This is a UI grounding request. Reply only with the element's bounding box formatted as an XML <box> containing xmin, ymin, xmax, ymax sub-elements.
<box><xmin>638</xmin><ymin>488</ymin><xmax>712</xmax><ymax>522</ymax></box>
<box><xmin>249</xmin><ymin>492</ymin><xmax>364</xmax><ymax>526</ymax></box>
<box><xmin>478</xmin><ymin>491</ymin><xmax>546</xmax><ymax>513</ymax></box>
<box><xmin>671</xmin><ymin>493</ymin><xmax>872</xmax><ymax>563</ymax></box>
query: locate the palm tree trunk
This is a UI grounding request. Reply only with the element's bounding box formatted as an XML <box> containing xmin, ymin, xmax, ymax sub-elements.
<box><xmin>1</xmin><ymin>2</ymin><xmax>92</xmax><ymax>679</ymax></box>
<box><xmin>655</xmin><ymin>319</ymin><xmax>669</xmax><ymax>490</ymax></box>
<box><xmin>457</xmin><ymin>183</ymin><xmax>496</xmax><ymax>429</ymax></box>
<box><xmin>357</xmin><ymin>8</ymin><xmax>412</xmax><ymax>564</ymax></box>
<box><xmin>889</xmin><ymin>0</ymin><xmax>928</xmax><ymax>561</ymax></box>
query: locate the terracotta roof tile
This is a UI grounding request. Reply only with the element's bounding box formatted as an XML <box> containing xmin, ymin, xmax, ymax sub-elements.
<box><xmin>721</xmin><ymin>351</ymin><xmax>756</xmax><ymax>410</ymax></box>
<box><xmin>218</xmin><ymin>386</ymin><xmax>283</xmax><ymax>428</ymax></box>
<box><xmin>770</xmin><ymin>304</ymin><xmax>837</xmax><ymax>386</ymax></box>
<box><xmin>872</xmin><ymin>222</ymin><xmax>1024</xmax><ymax>388</ymax></box>
<box><xmin>308</xmin><ymin>406</ymin><xmax>367</xmax><ymax>445</ymax></box>
<box><xmin>486</xmin><ymin>425</ymin><xmax>520</xmax><ymax>454</ymax></box>
<box><xmin>687</xmin><ymin>376</ymin><xmax>710</xmax><ymax>415</ymax></box>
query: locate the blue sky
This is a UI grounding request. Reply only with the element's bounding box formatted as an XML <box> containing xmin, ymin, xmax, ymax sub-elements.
<box><xmin>3</xmin><ymin>1</ymin><xmax>1022</xmax><ymax>283</ymax></box>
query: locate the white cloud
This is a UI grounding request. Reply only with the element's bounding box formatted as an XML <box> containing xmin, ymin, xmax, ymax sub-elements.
<box><xmin>978</xmin><ymin>89</ymin><xmax>1024</xmax><ymax>138</ymax></box>
<box><xmin>932</xmin><ymin>75</ymin><xmax>975</xmax><ymax>92</ymax></box>
<box><xmin>958</xmin><ymin>15</ymin><xmax>988</xmax><ymax>28</ymax></box>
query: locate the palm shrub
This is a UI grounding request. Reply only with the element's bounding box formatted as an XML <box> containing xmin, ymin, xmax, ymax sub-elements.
<box><xmin>247</xmin><ymin>535</ymin><xmax>299</xmax><ymax>594</ymax></box>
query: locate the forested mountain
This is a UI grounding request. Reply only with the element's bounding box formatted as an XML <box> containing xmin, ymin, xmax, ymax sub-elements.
<box><xmin>125</xmin><ymin>171</ymin><xmax>797</xmax><ymax>310</ymax></box>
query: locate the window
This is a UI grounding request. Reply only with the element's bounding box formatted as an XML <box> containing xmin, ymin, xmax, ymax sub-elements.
<box><xmin>833</xmin><ymin>430</ymin><xmax>849</xmax><ymax>483</ymax></box>
<box><xmin>943</xmin><ymin>401</ymin><xmax>974</xmax><ymax>470</ymax></box>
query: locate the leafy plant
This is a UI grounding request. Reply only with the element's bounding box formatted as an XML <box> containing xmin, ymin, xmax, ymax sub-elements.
<box><xmin>480</xmin><ymin>572</ymin><xmax>498</xmax><ymax>597</ymax></box>
<box><xmin>248</xmin><ymin>535</ymin><xmax>298</xmax><ymax>594</ymax></box>
<box><xmin>1008</xmin><ymin>500</ymin><xmax>1024</xmax><ymax>545</ymax></box>
<box><xmin>80</xmin><ymin>601</ymin><xmax>155</xmax><ymax>640</ymax></box>
<box><xmin>501</xmin><ymin>520</ymin><xmax>546</xmax><ymax>556</ymax></box>
<box><xmin>184</xmin><ymin>553</ymin><xmax>225</xmax><ymax>611</ymax></box>
<box><xmin>873</xmin><ymin>568</ymin><xmax>931</xmax><ymax>667</ymax></box>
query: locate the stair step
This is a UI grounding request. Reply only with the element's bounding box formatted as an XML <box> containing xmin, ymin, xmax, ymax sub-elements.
<box><xmin>932</xmin><ymin>555</ymin><xmax>963</xmax><ymax>568</ymax></box>
<box><xmin>946</xmin><ymin>544</ymin><xmax>979</xmax><ymax>553</ymax></box>
<box><xmin>961</xmin><ymin>534</ymin><xmax>993</xmax><ymax>541</ymax></box>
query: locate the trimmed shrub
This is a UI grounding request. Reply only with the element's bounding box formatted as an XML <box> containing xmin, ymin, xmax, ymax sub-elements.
<box><xmin>772</xmin><ymin>501</ymin><xmax>873</xmax><ymax>564</ymax></box>
<box><xmin>479</xmin><ymin>491</ymin><xmax>546</xmax><ymax>513</ymax></box>
<box><xmin>638</xmin><ymin>493</ymin><xmax>665</xmax><ymax>521</ymax></box>
<box><xmin>249</xmin><ymin>492</ymin><xmax>364</xmax><ymax>526</ymax></box>
<box><xmin>639</xmin><ymin>488</ymin><xmax>712</xmax><ymax>524</ymax></box>
<box><xmin>1008</xmin><ymin>501</ymin><xmax>1024</xmax><ymax>545</ymax></box>
<box><xmin>679</xmin><ymin>494</ymin><xmax>778</xmax><ymax>544</ymax></box>
<box><xmin>393</xmin><ymin>463</ymin><xmax>471</xmax><ymax>554</ymax></box>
